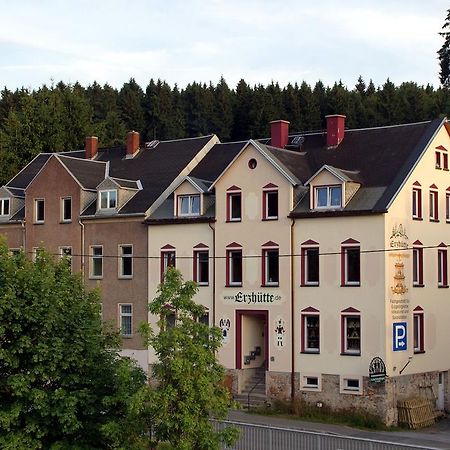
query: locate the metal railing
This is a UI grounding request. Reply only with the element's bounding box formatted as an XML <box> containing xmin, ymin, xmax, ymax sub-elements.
<box><xmin>213</xmin><ymin>420</ymin><xmax>442</xmax><ymax>450</ymax></box>
<box><xmin>247</xmin><ymin>372</ymin><xmax>265</xmax><ymax>410</ymax></box>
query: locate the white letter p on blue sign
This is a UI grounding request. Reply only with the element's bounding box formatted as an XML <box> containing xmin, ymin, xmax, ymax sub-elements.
<box><xmin>393</xmin><ymin>322</ymin><xmax>407</xmax><ymax>352</ymax></box>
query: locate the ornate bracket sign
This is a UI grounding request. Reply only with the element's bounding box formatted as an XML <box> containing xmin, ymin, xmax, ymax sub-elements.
<box><xmin>369</xmin><ymin>356</ymin><xmax>387</xmax><ymax>383</ymax></box>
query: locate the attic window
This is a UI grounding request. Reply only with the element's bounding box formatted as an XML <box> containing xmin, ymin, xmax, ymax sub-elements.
<box><xmin>178</xmin><ymin>194</ymin><xmax>200</xmax><ymax>216</ymax></box>
<box><xmin>0</xmin><ymin>198</ymin><xmax>10</xmax><ymax>216</ymax></box>
<box><xmin>314</xmin><ymin>186</ymin><xmax>342</xmax><ymax>209</ymax></box>
<box><xmin>99</xmin><ymin>190</ymin><xmax>117</xmax><ymax>210</ymax></box>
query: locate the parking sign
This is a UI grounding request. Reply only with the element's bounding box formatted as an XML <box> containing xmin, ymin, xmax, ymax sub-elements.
<box><xmin>393</xmin><ymin>322</ymin><xmax>407</xmax><ymax>351</ymax></box>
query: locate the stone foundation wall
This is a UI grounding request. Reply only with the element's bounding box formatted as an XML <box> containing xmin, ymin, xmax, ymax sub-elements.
<box><xmin>263</xmin><ymin>369</ymin><xmax>448</xmax><ymax>426</ymax></box>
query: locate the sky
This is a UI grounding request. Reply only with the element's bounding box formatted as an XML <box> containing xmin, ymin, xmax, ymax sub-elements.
<box><xmin>0</xmin><ymin>0</ymin><xmax>449</xmax><ymax>91</ymax></box>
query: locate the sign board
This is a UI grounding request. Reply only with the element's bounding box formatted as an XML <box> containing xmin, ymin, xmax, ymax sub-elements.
<box><xmin>222</xmin><ymin>291</ymin><xmax>282</xmax><ymax>305</ymax></box>
<box><xmin>393</xmin><ymin>322</ymin><xmax>407</xmax><ymax>352</ymax></box>
<box><xmin>369</xmin><ymin>356</ymin><xmax>387</xmax><ymax>383</ymax></box>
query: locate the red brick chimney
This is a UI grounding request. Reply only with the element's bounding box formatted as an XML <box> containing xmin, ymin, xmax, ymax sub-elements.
<box><xmin>270</xmin><ymin>120</ymin><xmax>290</xmax><ymax>149</ymax></box>
<box><xmin>127</xmin><ymin>131</ymin><xmax>140</xmax><ymax>157</ymax></box>
<box><xmin>326</xmin><ymin>115</ymin><xmax>346</xmax><ymax>147</ymax></box>
<box><xmin>85</xmin><ymin>136</ymin><xmax>98</xmax><ymax>159</ymax></box>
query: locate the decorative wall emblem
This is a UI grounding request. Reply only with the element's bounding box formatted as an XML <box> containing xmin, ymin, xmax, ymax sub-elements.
<box><xmin>369</xmin><ymin>356</ymin><xmax>387</xmax><ymax>383</ymax></box>
<box><xmin>274</xmin><ymin>316</ymin><xmax>286</xmax><ymax>348</ymax></box>
<box><xmin>391</xmin><ymin>257</ymin><xmax>408</xmax><ymax>295</ymax></box>
<box><xmin>389</xmin><ymin>224</ymin><xmax>408</xmax><ymax>249</ymax></box>
<box><xmin>219</xmin><ymin>318</ymin><xmax>231</xmax><ymax>345</ymax></box>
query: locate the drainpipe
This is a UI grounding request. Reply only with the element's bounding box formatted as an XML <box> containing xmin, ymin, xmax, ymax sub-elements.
<box><xmin>290</xmin><ymin>217</ymin><xmax>296</xmax><ymax>403</ymax></box>
<box><xmin>79</xmin><ymin>219</ymin><xmax>85</xmax><ymax>280</ymax></box>
<box><xmin>208</xmin><ymin>221</ymin><xmax>216</xmax><ymax>326</ymax></box>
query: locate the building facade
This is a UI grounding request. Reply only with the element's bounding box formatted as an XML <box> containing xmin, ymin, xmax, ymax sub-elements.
<box><xmin>1</xmin><ymin>117</ymin><xmax>450</xmax><ymax>424</ymax></box>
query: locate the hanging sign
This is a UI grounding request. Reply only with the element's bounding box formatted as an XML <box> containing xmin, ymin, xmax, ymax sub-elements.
<box><xmin>369</xmin><ymin>356</ymin><xmax>387</xmax><ymax>383</ymax></box>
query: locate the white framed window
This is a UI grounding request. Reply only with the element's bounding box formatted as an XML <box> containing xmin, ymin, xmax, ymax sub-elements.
<box><xmin>412</xmin><ymin>185</ymin><xmax>422</xmax><ymax>219</ymax></box>
<box><xmin>263</xmin><ymin>190</ymin><xmax>278</xmax><ymax>220</ymax></box>
<box><xmin>300</xmin><ymin>373</ymin><xmax>322</xmax><ymax>391</ymax></box>
<box><xmin>342</xmin><ymin>245</ymin><xmax>360</xmax><ymax>286</ymax></box>
<box><xmin>340</xmin><ymin>376</ymin><xmax>363</xmax><ymax>395</ymax></box>
<box><xmin>429</xmin><ymin>189</ymin><xmax>438</xmax><ymax>221</ymax></box>
<box><xmin>302</xmin><ymin>314</ymin><xmax>320</xmax><ymax>353</ymax></box>
<box><xmin>314</xmin><ymin>185</ymin><xmax>342</xmax><ymax>209</ymax></box>
<box><xmin>413</xmin><ymin>246</ymin><xmax>424</xmax><ymax>286</ymax></box>
<box><xmin>161</xmin><ymin>249</ymin><xmax>176</xmax><ymax>282</ymax></box>
<box><xmin>438</xmin><ymin>248</ymin><xmax>448</xmax><ymax>287</ymax></box>
<box><xmin>178</xmin><ymin>194</ymin><xmax>200</xmax><ymax>216</ymax></box>
<box><xmin>32</xmin><ymin>247</ymin><xmax>43</xmax><ymax>262</ymax></box>
<box><xmin>262</xmin><ymin>248</ymin><xmax>279</xmax><ymax>286</ymax></box>
<box><xmin>194</xmin><ymin>250</ymin><xmax>209</xmax><ymax>285</ymax></box>
<box><xmin>61</xmin><ymin>197</ymin><xmax>72</xmax><ymax>222</ymax></box>
<box><xmin>413</xmin><ymin>309</ymin><xmax>424</xmax><ymax>353</ymax></box>
<box><xmin>0</xmin><ymin>198</ymin><xmax>10</xmax><ymax>216</ymax></box>
<box><xmin>59</xmin><ymin>246</ymin><xmax>72</xmax><ymax>270</ymax></box>
<box><xmin>446</xmin><ymin>192</ymin><xmax>450</xmax><ymax>222</ymax></box>
<box><xmin>301</xmin><ymin>246</ymin><xmax>319</xmax><ymax>286</ymax></box>
<box><xmin>34</xmin><ymin>199</ymin><xmax>45</xmax><ymax>223</ymax></box>
<box><xmin>119</xmin><ymin>303</ymin><xmax>133</xmax><ymax>337</ymax></box>
<box><xmin>119</xmin><ymin>245</ymin><xmax>133</xmax><ymax>278</ymax></box>
<box><xmin>99</xmin><ymin>190</ymin><xmax>117</xmax><ymax>210</ymax></box>
<box><xmin>342</xmin><ymin>314</ymin><xmax>361</xmax><ymax>355</ymax></box>
<box><xmin>90</xmin><ymin>245</ymin><xmax>103</xmax><ymax>278</ymax></box>
<box><xmin>226</xmin><ymin>249</ymin><xmax>242</xmax><ymax>286</ymax></box>
<box><xmin>227</xmin><ymin>191</ymin><xmax>241</xmax><ymax>221</ymax></box>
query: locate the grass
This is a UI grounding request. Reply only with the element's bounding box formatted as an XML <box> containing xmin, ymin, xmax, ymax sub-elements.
<box><xmin>250</xmin><ymin>398</ymin><xmax>397</xmax><ymax>431</ymax></box>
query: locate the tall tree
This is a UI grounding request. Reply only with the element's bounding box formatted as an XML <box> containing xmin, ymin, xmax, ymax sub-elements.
<box><xmin>438</xmin><ymin>8</ymin><xmax>450</xmax><ymax>88</ymax></box>
<box><xmin>140</xmin><ymin>268</ymin><xmax>238</xmax><ymax>450</ymax></box>
<box><xmin>118</xmin><ymin>78</ymin><xmax>145</xmax><ymax>134</ymax></box>
<box><xmin>0</xmin><ymin>244</ymin><xmax>150</xmax><ymax>449</ymax></box>
<box><xmin>211</xmin><ymin>77</ymin><xmax>234</xmax><ymax>141</ymax></box>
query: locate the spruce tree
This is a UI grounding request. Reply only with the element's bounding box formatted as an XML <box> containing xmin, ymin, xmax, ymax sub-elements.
<box><xmin>438</xmin><ymin>8</ymin><xmax>450</xmax><ymax>88</ymax></box>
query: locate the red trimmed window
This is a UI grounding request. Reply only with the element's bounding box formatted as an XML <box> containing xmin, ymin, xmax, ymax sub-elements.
<box><xmin>301</xmin><ymin>242</ymin><xmax>319</xmax><ymax>286</ymax></box>
<box><xmin>446</xmin><ymin>191</ymin><xmax>450</xmax><ymax>222</ymax></box>
<box><xmin>262</xmin><ymin>242</ymin><xmax>279</xmax><ymax>286</ymax></box>
<box><xmin>160</xmin><ymin>247</ymin><xmax>176</xmax><ymax>282</ymax></box>
<box><xmin>438</xmin><ymin>247</ymin><xmax>448</xmax><ymax>287</ymax></box>
<box><xmin>412</xmin><ymin>243</ymin><xmax>423</xmax><ymax>286</ymax></box>
<box><xmin>262</xmin><ymin>184</ymin><xmax>278</xmax><ymax>220</ymax></box>
<box><xmin>436</xmin><ymin>151</ymin><xmax>441</xmax><ymax>169</ymax></box>
<box><xmin>226</xmin><ymin>244</ymin><xmax>242</xmax><ymax>286</ymax></box>
<box><xmin>341</xmin><ymin>308</ymin><xmax>361</xmax><ymax>355</ymax></box>
<box><xmin>341</xmin><ymin>239</ymin><xmax>360</xmax><ymax>286</ymax></box>
<box><xmin>413</xmin><ymin>307</ymin><xmax>424</xmax><ymax>353</ymax></box>
<box><xmin>226</xmin><ymin>187</ymin><xmax>241</xmax><ymax>222</ymax></box>
<box><xmin>444</xmin><ymin>153</ymin><xmax>449</xmax><ymax>170</ymax></box>
<box><xmin>429</xmin><ymin>186</ymin><xmax>438</xmax><ymax>221</ymax></box>
<box><xmin>412</xmin><ymin>183</ymin><xmax>422</xmax><ymax>219</ymax></box>
<box><xmin>193</xmin><ymin>249</ymin><xmax>209</xmax><ymax>286</ymax></box>
<box><xmin>301</xmin><ymin>308</ymin><xmax>320</xmax><ymax>353</ymax></box>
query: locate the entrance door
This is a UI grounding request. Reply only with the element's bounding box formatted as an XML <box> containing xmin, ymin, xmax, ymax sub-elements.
<box><xmin>236</xmin><ymin>310</ymin><xmax>268</xmax><ymax>370</ymax></box>
<box><xmin>437</xmin><ymin>372</ymin><xmax>445</xmax><ymax>410</ymax></box>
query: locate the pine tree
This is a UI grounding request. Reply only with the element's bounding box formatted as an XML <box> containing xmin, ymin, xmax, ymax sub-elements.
<box><xmin>438</xmin><ymin>9</ymin><xmax>450</xmax><ymax>88</ymax></box>
<box><xmin>211</xmin><ymin>77</ymin><xmax>233</xmax><ymax>141</ymax></box>
<box><xmin>118</xmin><ymin>78</ymin><xmax>145</xmax><ymax>133</ymax></box>
<box><xmin>232</xmin><ymin>79</ymin><xmax>253</xmax><ymax>140</ymax></box>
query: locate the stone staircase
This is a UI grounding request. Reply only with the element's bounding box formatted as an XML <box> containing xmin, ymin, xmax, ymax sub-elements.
<box><xmin>234</xmin><ymin>366</ymin><xmax>268</xmax><ymax>409</ymax></box>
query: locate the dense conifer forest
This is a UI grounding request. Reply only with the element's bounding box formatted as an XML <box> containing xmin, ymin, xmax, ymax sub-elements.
<box><xmin>0</xmin><ymin>76</ymin><xmax>450</xmax><ymax>185</ymax></box>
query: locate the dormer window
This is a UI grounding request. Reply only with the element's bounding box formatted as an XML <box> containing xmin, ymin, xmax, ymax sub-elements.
<box><xmin>315</xmin><ymin>186</ymin><xmax>342</xmax><ymax>209</ymax></box>
<box><xmin>0</xmin><ymin>198</ymin><xmax>10</xmax><ymax>216</ymax></box>
<box><xmin>178</xmin><ymin>194</ymin><xmax>200</xmax><ymax>216</ymax></box>
<box><xmin>99</xmin><ymin>190</ymin><xmax>117</xmax><ymax>210</ymax></box>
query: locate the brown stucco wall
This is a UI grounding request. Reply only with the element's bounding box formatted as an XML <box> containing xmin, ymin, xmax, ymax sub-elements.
<box><xmin>24</xmin><ymin>156</ymin><xmax>82</xmax><ymax>272</ymax></box>
<box><xmin>0</xmin><ymin>224</ymin><xmax>23</xmax><ymax>249</ymax></box>
<box><xmin>84</xmin><ymin>218</ymin><xmax>148</xmax><ymax>350</ymax></box>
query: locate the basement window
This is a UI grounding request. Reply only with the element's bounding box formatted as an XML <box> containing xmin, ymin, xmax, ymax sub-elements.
<box><xmin>340</xmin><ymin>376</ymin><xmax>362</xmax><ymax>395</ymax></box>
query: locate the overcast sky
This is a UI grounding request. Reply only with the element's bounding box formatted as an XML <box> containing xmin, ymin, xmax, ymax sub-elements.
<box><xmin>0</xmin><ymin>0</ymin><xmax>448</xmax><ymax>91</ymax></box>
